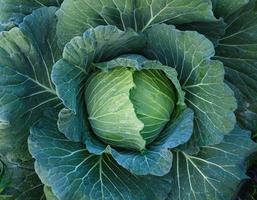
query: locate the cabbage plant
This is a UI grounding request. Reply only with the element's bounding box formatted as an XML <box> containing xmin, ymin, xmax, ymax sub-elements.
<box><xmin>0</xmin><ymin>0</ymin><xmax>257</xmax><ymax>200</ymax></box>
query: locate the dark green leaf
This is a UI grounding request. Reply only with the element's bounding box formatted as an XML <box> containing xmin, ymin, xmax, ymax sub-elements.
<box><xmin>155</xmin><ymin>108</ymin><xmax>194</xmax><ymax>149</ymax></box>
<box><xmin>56</xmin><ymin>0</ymin><xmax>217</xmax><ymax>47</ymax></box>
<box><xmin>134</xmin><ymin>0</ymin><xmax>216</xmax><ymax>31</ymax></box>
<box><xmin>28</xmin><ymin>110</ymin><xmax>172</xmax><ymax>200</ymax></box>
<box><xmin>215</xmin><ymin>1</ymin><xmax>257</xmax><ymax>132</ymax></box>
<box><xmin>0</xmin><ymin>0</ymin><xmax>63</xmax><ymax>30</ymax></box>
<box><xmin>211</xmin><ymin>0</ymin><xmax>249</xmax><ymax>18</ymax></box>
<box><xmin>109</xmin><ymin>147</ymin><xmax>173</xmax><ymax>177</ymax></box>
<box><xmin>0</xmin><ymin>158</ymin><xmax>45</xmax><ymax>200</ymax></box>
<box><xmin>57</xmin><ymin>107</ymin><xmax>89</xmax><ymax>142</ymax></box>
<box><xmin>176</xmin><ymin>18</ymin><xmax>226</xmax><ymax>44</ymax></box>
<box><xmin>0</xmin><ymin>7</ymin><xmax>62</xmax><ymax>161</ymax></box>
<box><xmin>168</xmin><ymin>126</ymin><xmax>257</xmax><ymax>200</ymax></box>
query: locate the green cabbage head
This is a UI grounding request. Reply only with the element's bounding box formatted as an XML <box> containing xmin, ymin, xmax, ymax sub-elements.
<box><xmin>86</xmin><ymin>66</ymin><xmax>176</xmax><ymax>150</ymax></box>
<box><xmin>0</xmin><ymin>0</ymin><xmax>256</xmax><ymax>200</ymax></box>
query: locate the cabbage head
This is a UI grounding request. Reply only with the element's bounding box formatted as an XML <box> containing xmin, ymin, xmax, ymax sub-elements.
<box><xmin>0</xmin><ymin>1</ymin><xmax>256</xmax><ymax>200</ymax></box>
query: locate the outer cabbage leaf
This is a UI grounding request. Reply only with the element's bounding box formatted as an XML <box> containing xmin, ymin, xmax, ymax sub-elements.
<box><xmin>176</xmin><ymin>18</ymin><xmax>226</xmax><ymax>44</ymax></box>
<box><xmin>0</xmin><ymin>7</ymin><xmax>62</xmax><ymax>161</ymax></box>
<box><xmin>56</xmin><ymin>0</ymin><xmax>217</xmax><ymax>47</ymax></box>
<box><xmin>158</xmin><ymin>0</ymin><xmax>245</xmax><ymax>43</ymax></box>
<box><xmin>211</xmin><ymin>0</ymin><xmax>249</xmax><ymax>18</ymax></box>
<box><xmin>215</xmin><ymin>1</ymin><xmax>257</xmax><ymax>132</ymax></box>
<box><xmin>28</xmin><ymin>110</ymin><xmax>172</xmax><ymax>200</ymax></box>
<box><xmin>144</xmin><ymin>24</ymin><xmax>237</xmax><ymax>147</ymax></box>
<box><xmin>0</xmin><ymin>0</ymin><xmax>63</xmax><ymax>30</ymax></box>
<box><xmin>0</xmin><ymin>158</ymin><xmax>45</xmax><ymax>200</ymax></box>
<box><xmin>134</xmin><ymin>0</ymin><xmax>216</xmax><ymax>31</ymax></box>
<box><xmin>168</xmin><ymin>126</ymin><xmax>257</xmax><ymax>200</ymax></box>
<box><xmin>57</xmin><ymin>107</ymin><xmax>89</xmax><ymax>143</ymax></box>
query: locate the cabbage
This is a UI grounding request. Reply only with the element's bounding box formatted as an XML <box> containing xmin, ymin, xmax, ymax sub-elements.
<box><xmin>0</xmin><ymin>1</ymin><xmax>256</xmax><ymax>200</ymax></box>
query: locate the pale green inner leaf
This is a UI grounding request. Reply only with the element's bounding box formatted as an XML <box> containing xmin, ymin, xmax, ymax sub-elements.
<box><xmin>131</xmin><ymin>69</ymin><xmax>175</xmax><ymax>144</ymax></box>
<box><xmin>85</xmin><ymin>67</ymin><xmax>145</xmax><ymax>151</ymax></box>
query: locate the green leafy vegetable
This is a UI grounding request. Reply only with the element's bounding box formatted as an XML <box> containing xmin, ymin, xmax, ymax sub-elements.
<box><xmin>0</xmin><ymin>0</ymin><xmax>63</xmax><ymax>30</ymax></box>
<box><xmin>215</xmin><ymin>1</ymin><xmax>257</xmax><ymax>133</ymax></box>
<box><xmin>56</xmin><ymin>0</ymin><xmax>217</xmax><ymax>47</ymax></box>
<box><xmin>169</xmin><ymin>126</ymin><xmax>257</xmax><ymax>200</ymax></box>
<box><xmin>0</xmin><ymin>6</ymin><xmax>62</xmax><ymax>162</ymax></box>
<box><xmin>0</xmin><ymin>157</ymin><xmax>44</xmax><ymax>199</ymax></box>
<box><xmin>0</xmin><ymin>1</ymin><xmax>256</xmax><ymax>200</ymax></box>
